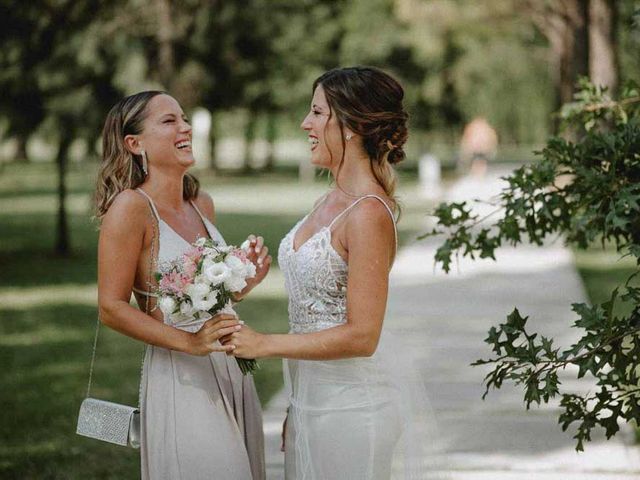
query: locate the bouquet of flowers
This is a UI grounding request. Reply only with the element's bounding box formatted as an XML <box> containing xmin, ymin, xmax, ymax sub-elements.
<box><xmin>154</xmin><ymin>237</ymin><xmax>258</xmax><ymax>374</ymax></box>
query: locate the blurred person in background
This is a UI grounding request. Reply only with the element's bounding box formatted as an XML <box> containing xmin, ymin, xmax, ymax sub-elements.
<box><xmin>447</xmin><ymin>117</ymin><xmax>504</xmax><ymax>219</ymax></box>
<box><xmin>458</xmin><ymin>117</ymin><xmax>498</xmax><ymax>174</ymax></box>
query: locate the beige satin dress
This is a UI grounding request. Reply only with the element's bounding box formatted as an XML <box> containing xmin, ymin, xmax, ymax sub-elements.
<box><xmin>136</xmin><ymin>188</ymin><xmax>265</xmax><ymax>480</ymax></box>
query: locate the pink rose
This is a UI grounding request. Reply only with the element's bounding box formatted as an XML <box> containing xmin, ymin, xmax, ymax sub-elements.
<box><xmin>184</xmin><ymin>246</ymin><xmax>203</xmax><ymax>264</ymax></box>
<box><xmin>159</xmin><ymin>271</ymin><xmax>191</xmax><ymax>297</ymax></box>
<box><xmin>183</xmin><ymin>260</ymin><xmax>197</xmax><ymax>279</ymax></box>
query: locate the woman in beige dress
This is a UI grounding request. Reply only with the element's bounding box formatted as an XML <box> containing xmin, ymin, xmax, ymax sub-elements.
<box><xmin>95</xmin><ymin>91</ymin><xmax>269</xmax><ymax>479</ymax></box>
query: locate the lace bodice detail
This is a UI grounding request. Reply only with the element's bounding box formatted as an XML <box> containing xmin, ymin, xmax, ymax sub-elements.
<box><xmin>278</xmin><ymin>195</ymin><xmax>396</xmax><ymax>335</ymax></box>
<box><xmin>279</xmin><ymin>220</ymin><xmax>349</xmax><ymax>334</ymax></box>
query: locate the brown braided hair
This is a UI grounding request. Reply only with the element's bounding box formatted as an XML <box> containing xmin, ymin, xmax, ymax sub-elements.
<box><xmin>313</xmin><ymin>66</ymin><xmax>408</xmax><ymax>210</ymax></box>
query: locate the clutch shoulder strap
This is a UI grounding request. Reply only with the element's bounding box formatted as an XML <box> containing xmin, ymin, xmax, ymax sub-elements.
<box><xmin>85</xmin><ymin>197</ymin><xmax>159</xmax><ymax>399</ymax></box>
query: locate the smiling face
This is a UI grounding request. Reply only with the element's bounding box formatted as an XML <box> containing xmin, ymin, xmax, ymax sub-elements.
<box><xmin>300</xmin><ymin>85</ymin><xmax>345</xmax><ymax>169</ymax></box>
<box><xmin>126</xmin><ymin>94</ymin><xmax>194</xmax><ymax>173</ymax></box>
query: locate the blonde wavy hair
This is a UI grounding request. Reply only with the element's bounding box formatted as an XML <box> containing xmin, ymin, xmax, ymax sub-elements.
<box><xmin>95</xmin><ymin>91</ymin><xmax>200</xmax><ymax>219</ymax></box>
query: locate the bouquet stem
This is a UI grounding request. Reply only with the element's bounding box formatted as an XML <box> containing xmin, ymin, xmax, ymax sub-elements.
<box><xmin>236</xmin><ymin>358</ymin><xmax>259</xmax><ymax>375</ymax></box>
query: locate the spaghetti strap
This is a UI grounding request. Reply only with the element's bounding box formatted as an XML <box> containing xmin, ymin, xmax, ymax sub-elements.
<box><xmin>135</xmin><ymin>188</ymin><xmax>161</xmax><ymax>222</ymax></box>
<box><xmin>133</xmin><ymin>188</ymin><xmax>160</xmax><ymax>300</ymax></box>
<box><xmin>328</xmin><ymin>195</ymin><xmax>398</xmax><ymax>251</ymax></box>
<box><xmin>132</xmin><ymin>286</ymin><xmax>158</xmax><ymax>298</ymax></box>
<box><xmin>309</xmin><ymin>193</ymin><xmax>330</xmax><ymax>217</ymax></box>
<box><xmin>189</xmin><ymin>199</ymin><xmax>219</xmax><ymax>243</ymax></box>
<box><xmin>189</xmin><ymin>200</ymin><xmax>207</xmax><ymax>223</ymax></box>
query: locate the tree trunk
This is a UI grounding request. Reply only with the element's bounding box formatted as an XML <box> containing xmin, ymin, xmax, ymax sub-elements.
<box><xmin>558</xmin><ymin>1</ymin><xmax>590</xmax><ymax>108</ymax></box>
<box><xmin>155</xmin><ymin>0</ymin><xmax>175</xmax><ymax>89</ymax></box>
<box><xmin>55</xmin><ymin>131</ymin><xmax>73</xmax><ymax>257</ymax></box>
<box><xmin>209</xmin><ymin>112</ymin><xmax>218</xmax><ymax>172</ymax></box>
<box><xmin>440</xmin><ymin>29</ymin><xmax>463</xmax><ymax>129</ymax></box>
<box><xmin>527</xmin><ymin>0</ymin><xmax>590</xmax><ymax>132</ymax></box>
<box><xmin>264</xmin><ymin>111</ymin><xmax>277</xmax><ymax>172</ymax></box>
<box><xmin>15</xmin><ymin>134</ymin><xmax>29</xmax><ymax>162</ymax></box>
<box><xmin>242</xmin><ymin>110</ymin><xmax>257</xmax><ymax>173</ymax></box>
<box><xmin>588</xmin><ymin>0</ymin><xmax>618</xmax><ymax>95</ymax></box>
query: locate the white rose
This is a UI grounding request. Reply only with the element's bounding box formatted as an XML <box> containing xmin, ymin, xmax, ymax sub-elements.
<box><xmin>193</xmin><ymin>290</ymin><xmax>219</xmax><ymax>312</ymax></box>
<box><xmin>180</xmin><ymin>300</ymin><xmax>195</xmax><ymax>317</ymax></box>
<box><xmin>201</xmin><ymin>257</ymin><xmax>215</xmax><ymax>270</ymax></box>
<box><xmin>185</xmin><ymin>282</ymin><xmax>210</xmax><ymax>302</ymax></box>
<box><xmin>203</xmin><ymin>261</ymin><xmax>231</xmax><ymax>286</ymax></box>
<box><xmin>158</xmin><ymin>296</ymin><xmax>176</xmax><ymax>317</ymax></box>
<box><xmin>224</xmin><ymin>255</ymin><xmax>246</xmax><ymax>276</ymax></box>
<box><xmin>194</xmin><ymin>273</ymin><xmax>210</xmax><ymax>286</ymax></box>
<box><xmin>244</xmin><ymin>262</ymin><xmax>256</xmax><ymax>278</ymax></box>
<box><xmin>194</xmin><ymin>237</ymin><xmax>207</xmax><ymax>247</ymax></box>
<box><xmin>224</xmin><ymin>274</ymin><xmax>247</xmax><ymax>292</ymax></box>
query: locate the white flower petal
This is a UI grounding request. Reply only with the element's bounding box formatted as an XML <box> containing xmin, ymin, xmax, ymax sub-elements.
<box><xmin>186</xmin><ymin>282</ymin><xmax>210</xmax><ymax>300</ymax></box>
<box><xmin>224</xmin><ymin>255</ymin><xmax>246</xmax><ymax>275</ymax></box>
<box><xmin>204</xmin><ymin>262</ymin><xmax>231</xmax><ymax>286</ymax></box>
<box><xmin>224</xmin><ymin>275</ymin><xmax>247</xmax><ymax>292</ymax></box>
<box><xmin>158</xmin><ymin>296</ymin><xmax>176</xmax><ymax>316</ymax></box>
<box><xmin>245</xmin><ymin>262</ymin><xmax>256</xmax><ymax>278</ymax></box>
<box><xmin>180</xmin><ymin>301</ymin><xmax>194</xmax><ymax>317</ymax></box>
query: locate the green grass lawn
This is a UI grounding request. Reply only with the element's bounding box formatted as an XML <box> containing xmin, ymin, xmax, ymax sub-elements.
<box><xmin>573</xmin><ymin>245</ymin><xmax>640</xmax><ymax>442</ymax></box>
<box><xmin>0</xmin><ymin>163</ymin><xmax>301</xmax><ymax>478</ymax></box>
<box><xmin>573</xmin><ymin>246</ymin><xmax>638</xmax><ymax>317</ymax></box>
<box><xmin>0</xmin><ymin>161</ymin><xmax>429</xmax><ymax>478</ymax></box>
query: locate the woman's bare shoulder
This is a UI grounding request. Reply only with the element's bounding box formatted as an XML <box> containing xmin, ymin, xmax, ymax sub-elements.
<box><xmin>101</xmin><ymin>189</ymin><xmax>150</xmax><ymax>232</ymax></box>
<box><xmin>194</xmin><ymin>191</ymin><xmax>215</xmax><ymax>222</ymax></box>
<box><xmin>348</xmin><ymin>196</ymin><xmax>395</xmax><ymax>236</ymax></box>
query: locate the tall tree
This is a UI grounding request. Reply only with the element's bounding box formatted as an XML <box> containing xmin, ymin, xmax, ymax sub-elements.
<box><xmin>523</xmin><ymin>0</ymin><xmax>590</xmax><ymax>130</ymax></box>
<box><xmin>0</xmin><ymin>2</ymin><xmax>49</xmax><ymax>163</ymax></box>
<box><xmin>397</xmin><ymin>0</ymin><xmax>555</xmax><ymax>143</ymax></box>
<box><xmin>0</xmin><ymin>0</ymin><xmax>124</xmax><ymax>255</ymax></box>
<box><xmin>193</xmin><ymin>0</ymin><xmax>349</xmax><ymax>171</ymax></box>
<box><xmin>589</xmin><ymin>0</ymin><xmax>619</xmax><ymax>94</ymax></box>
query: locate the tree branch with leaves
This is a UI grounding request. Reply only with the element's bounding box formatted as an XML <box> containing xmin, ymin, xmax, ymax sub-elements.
<box><xmin>424</xmin><ymin>79</ymin><xmax>640</xmax><ymax>450</ymax></box>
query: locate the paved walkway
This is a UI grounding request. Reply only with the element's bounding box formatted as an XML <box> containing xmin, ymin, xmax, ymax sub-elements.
<box><xmin>262</xmin><ymin>171</ymin><xmax>640</xmax><ymax>479</ymax></box>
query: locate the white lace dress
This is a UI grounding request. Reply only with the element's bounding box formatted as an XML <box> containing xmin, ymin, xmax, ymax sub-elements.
<box><xmin>279</xmin><ymin>195</ymin><xmax>438</xmax><ymax>480</ymax></box>
<box><xmin>135</xmin><ymin>189</ymin><xmax>265</xmax><ymax>480</ymax></box>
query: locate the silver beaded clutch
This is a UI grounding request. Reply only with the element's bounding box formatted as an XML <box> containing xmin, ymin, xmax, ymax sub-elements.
<box><xmin>77</xmin><ymin>398</ymin><xmax>140</xmax><ymax>449</ymax></box>
<box><xmin>76</xmin><ymin>198</ymin><xmax>156</xmax><ymax>450</ymax></box>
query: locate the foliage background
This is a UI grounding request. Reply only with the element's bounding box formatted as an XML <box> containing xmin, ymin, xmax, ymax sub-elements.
<box><xmin>0</xmin><ymin>0</ymin><xmax>639</xmax><ymax>477</ymax></box>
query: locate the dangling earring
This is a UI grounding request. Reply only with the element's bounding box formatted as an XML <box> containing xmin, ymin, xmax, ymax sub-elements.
<box><xmin>345</xmin><ymin>133</ymin><xmax>352</xmax><ymax>141</ymax></box>
<box><xmin>141</xmin><ymin>150</ymin><xmax>148</xmax><ymax>176</ymax></box>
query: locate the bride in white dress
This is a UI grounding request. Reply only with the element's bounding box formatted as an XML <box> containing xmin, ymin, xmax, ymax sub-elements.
<box><xmin>225</xmin><ymin>67</ymin><xmax>439</xmax><ymax>479</ymax></box>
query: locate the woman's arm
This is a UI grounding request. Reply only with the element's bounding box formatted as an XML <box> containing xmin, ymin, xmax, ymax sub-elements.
<box><xmin>226</xmin><ymin>199</ymin><xmax>395</xmax><ymax>360</ymax></box>
<box><xmin>98</xmin><ymin>190</ymin><xmax>240</xmax><ymax>356</ymax></box>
